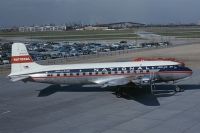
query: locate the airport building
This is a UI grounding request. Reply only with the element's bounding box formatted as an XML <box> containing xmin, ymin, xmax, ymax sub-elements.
<box><xmin>97</xmin><ymin>22</ymin><xmax>145</xmax><ymax>29</ymax></box>
<box><xmin>84</xmin><ymin>26</ymin><xmax>109</xmax><ymax>30</ymax></box>
<box><xmin>76</xmin><ymin>26</ymin><xmax>109</xmax><ymax>31</ymax></box>
<box><xmin>19</xmin><ymin>25</ymin><xmax>67</xmax><ymax>32</ymax></box>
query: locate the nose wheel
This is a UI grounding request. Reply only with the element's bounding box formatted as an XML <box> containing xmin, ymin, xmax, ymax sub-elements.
<box><xmin>175</xmin><ymin>85</ymin><xmax>184</xmax><ymax>92</ymax></box>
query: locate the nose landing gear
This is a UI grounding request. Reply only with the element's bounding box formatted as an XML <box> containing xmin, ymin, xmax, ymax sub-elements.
<box><xmin>173</xmin><ymin>81</ymin><xmax>184</xmax><ymax>92</ymax></box>
<box><xmin>175</xmin><ymin>85</ymin><xmax>184</xmax><ymax>92</ymax></box>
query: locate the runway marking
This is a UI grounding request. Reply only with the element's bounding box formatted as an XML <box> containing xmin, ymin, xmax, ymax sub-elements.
<box><xmin>1</xmin><ymin>110</ymin><xmax>11</xmax><ymax>115</ymax></box>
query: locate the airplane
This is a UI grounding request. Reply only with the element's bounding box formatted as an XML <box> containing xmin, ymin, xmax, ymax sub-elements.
<box><xmin>8</xmin><ymin>43</ymin><xmax>193</xmax><ymax>97</ymax></box>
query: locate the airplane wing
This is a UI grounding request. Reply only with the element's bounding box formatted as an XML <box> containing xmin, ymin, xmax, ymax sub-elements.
<box><xmin>91</xmin><ymin>77</ymin><xmax>130</xmax><ymax>88</ymax></box>
<box><xmin>101</xmin><ymin>78</ymin><xmax>130</xmax><ymax>88</ymax></box>
<box><xmin>91</xmin><ymin>75</ymin><xmax>152</xmax><ymax>88</ymax></box>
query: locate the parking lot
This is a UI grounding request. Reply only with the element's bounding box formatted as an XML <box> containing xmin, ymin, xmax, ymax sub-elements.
<box><xmin>0</xmin><ymin>40</ymin><xmax>170</xmax><ymax>65</ymax></box>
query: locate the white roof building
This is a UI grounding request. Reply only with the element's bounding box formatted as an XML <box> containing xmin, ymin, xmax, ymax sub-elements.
<box><xmin>19</xmin><ymin>25</ymin><xmax>66</xmax><ymax>32</ymax></box>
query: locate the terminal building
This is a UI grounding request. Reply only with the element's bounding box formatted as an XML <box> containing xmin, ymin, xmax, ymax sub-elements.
<box><xmin>96</xmin><ymin>22</ymin><xmax>146</xmax><ymax>29</ymax></box>
<box><xmin>19</xmin><ymin>25</ymin><xmax>66</xmax><ymax>32</ymax></box>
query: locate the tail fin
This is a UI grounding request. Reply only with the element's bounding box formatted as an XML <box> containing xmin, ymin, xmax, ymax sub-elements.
<box><xmin>9</xmin><ymin>43</ymin><xmax>41</xmax><ymax>75</ymax></box>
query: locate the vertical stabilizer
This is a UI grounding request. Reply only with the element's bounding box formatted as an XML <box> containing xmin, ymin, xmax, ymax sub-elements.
<box><xmin>9</xmin><ymin>43</ymin><xmax>41</xmax><ymax>75</ymax></box>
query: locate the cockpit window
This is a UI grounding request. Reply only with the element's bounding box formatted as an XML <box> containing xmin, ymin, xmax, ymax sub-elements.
<box><xmin>178</xmin><ymin>63</ymin><xmax>185</xmax><ymax>67</ymax></box>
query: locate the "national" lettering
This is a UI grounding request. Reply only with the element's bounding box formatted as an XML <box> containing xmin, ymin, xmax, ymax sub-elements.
<box><xmin>11</xmin><ymin>55</ymin><xmax>33</xmax><ymax>64</ymax></box>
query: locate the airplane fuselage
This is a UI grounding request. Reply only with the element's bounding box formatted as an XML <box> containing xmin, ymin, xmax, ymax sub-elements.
<box><xmin>28</xmin><ymin>61</ymin><xmax>192</xmax><ymax>85</ymax></box>
<box><xmin>8</xmin><ymin>43</ymin><xmax>193</xmax><ymax>88</ymax></box>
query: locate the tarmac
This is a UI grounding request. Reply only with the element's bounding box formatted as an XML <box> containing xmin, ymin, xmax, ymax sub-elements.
<box><xmin>0</xmin><ymin>69</ymin><xmax>200</xmax><ymax>133</ymax></box>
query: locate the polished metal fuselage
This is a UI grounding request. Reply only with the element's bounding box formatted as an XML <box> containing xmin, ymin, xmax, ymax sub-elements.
<box><xmin>30</xmin><ymin>68</ymin><xmax>192</xmax><ymax>85</ymax></box>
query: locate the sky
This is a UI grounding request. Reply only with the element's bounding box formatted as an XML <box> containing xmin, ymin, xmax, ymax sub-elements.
<box><xmin>0</xmin><ymin>0</ymin><xmax>200</xmax><ymax>27</ymax></box>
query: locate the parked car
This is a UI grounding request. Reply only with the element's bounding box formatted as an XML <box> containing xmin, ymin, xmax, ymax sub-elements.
<box><xmin>2</xmin><ymin>60</ymin><xmax>10</xmax><ymax>64</ymax></box>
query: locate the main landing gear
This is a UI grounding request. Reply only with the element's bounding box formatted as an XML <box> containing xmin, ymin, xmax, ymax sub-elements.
<box><xmin>150</xmin><ymin>80</ymin><xmax>156</xmax><ymax>94</ymax></box>
<box><xmin>115</xmin><ymin>87</ymin><xmax>123</xmax><ymax>98</ymax></box>
<box><xmin>115</xmin><ymin>81</ymin><xmax>156</xmax><ymax>98</ymax></box>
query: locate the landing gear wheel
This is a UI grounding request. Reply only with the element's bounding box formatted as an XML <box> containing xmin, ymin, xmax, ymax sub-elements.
<box><xmin>175</xmin><ymin>86</ymin><xmax>180</xmax><ymax>92</ymax></box>
<box><xmin>116</xmin><ymin>92</ymin><xmax>122</xmax><ymax>98</ymax></box>
<box><xmin>150</xmin><ymin>81</ymin><xmax>156</xmax><ymax>94</ymax></box>
<box><xmin>175</xmin><ymin>85</ymin><xmax>184</xmax><ymax>92</ymax></box>
<box><xmin>116</xmin><ymin>88</ymin><xmax>123</xmax><ymax>98</ymax></box>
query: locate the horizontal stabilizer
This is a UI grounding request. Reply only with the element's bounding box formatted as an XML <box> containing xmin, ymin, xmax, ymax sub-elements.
<box><xmin>9</xmin><ymin>75</ymin><xmax>29</xmax><ymax>82</ymax></box>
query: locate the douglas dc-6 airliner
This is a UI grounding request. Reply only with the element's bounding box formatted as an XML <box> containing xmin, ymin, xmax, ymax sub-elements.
<box><xmin>8</xmin><ymin>43</ymin><xmax>192</xmax><ymax>97</ymax></box>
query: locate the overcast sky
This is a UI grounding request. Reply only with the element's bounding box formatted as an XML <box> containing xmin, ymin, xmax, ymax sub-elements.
<box><xmin>0</xmin><ymin>0</ymin><xmax>200</xmax><ymax>26</ymax></box>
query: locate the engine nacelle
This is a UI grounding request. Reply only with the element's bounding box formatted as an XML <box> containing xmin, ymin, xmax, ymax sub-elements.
<box><xmin>141</xmin><ymin>77</ymin><xmax>151</xmax><ymax>84</ymax></box>
<box><xmin>140</xmin><ymin>77</ymin><xmax>151</xmax><ymax>85</ymax></box>
<box><xmin>133</xmin><ymin>75</ymin><xmax>155</xmax><ymax>86</ymax></box>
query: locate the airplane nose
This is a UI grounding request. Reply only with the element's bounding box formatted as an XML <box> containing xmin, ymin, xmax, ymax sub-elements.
<box><xmin>185</xmin><ymin>68</ymin><xmax>193</xmax><ymax>77</ymax></box>
<box><xmin>189</xmin><ymin>69</ymin><xmax>193</xmax><ymax>76</ymax></box>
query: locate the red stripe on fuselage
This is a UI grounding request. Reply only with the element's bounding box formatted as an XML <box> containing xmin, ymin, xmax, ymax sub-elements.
<box><xmin>31</xmin><ymin>71</ymin><xmax>192</xmax><ymax>79</ymax></box>
<box><xmin>158</xmin><ymin>71</ymin><xmax>192</xmax><ymax>74</ymax></box>
<box><xmin>11</xmin><ymin>55</ymin><xmax>33</xmax><ymax>64</ymax></box>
